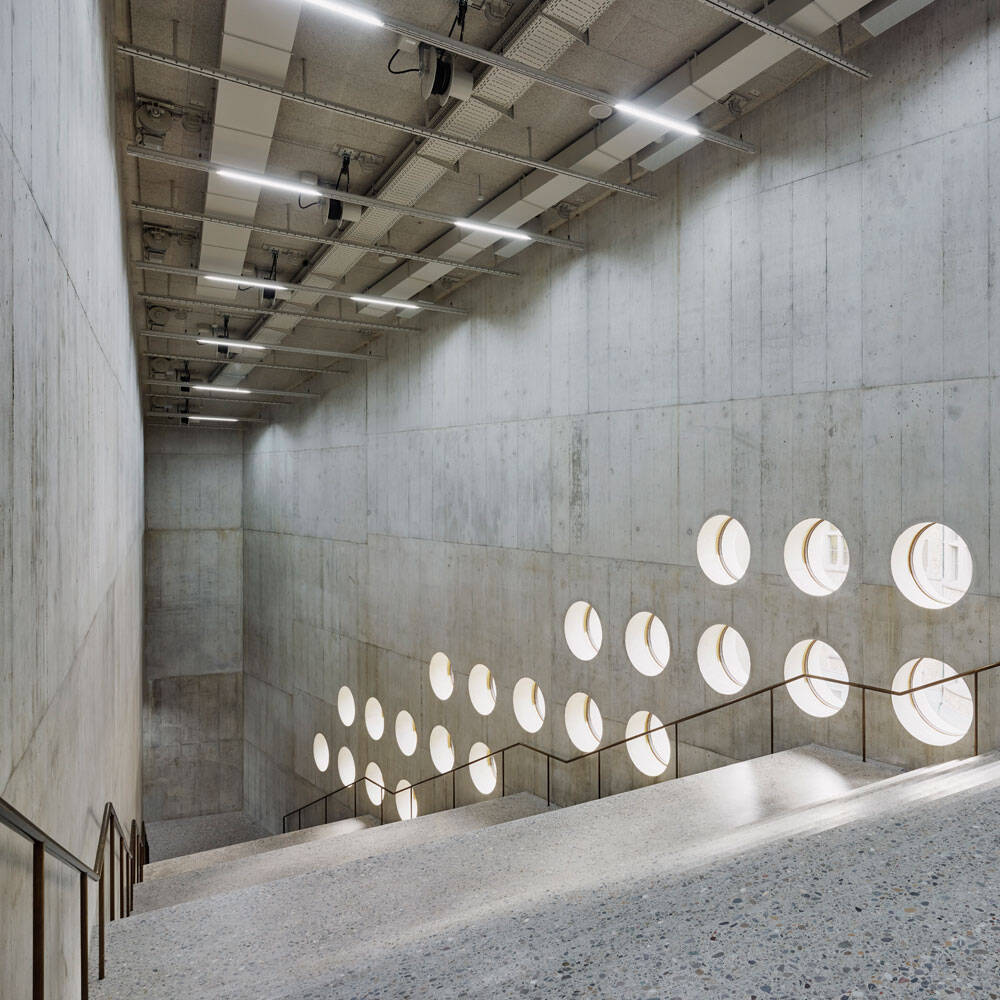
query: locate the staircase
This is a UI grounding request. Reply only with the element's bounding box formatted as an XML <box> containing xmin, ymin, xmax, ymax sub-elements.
<box><xmin>87</xmin><ymin>744</ymin><xmax>1000</xmax><ymax>997</ymax></box>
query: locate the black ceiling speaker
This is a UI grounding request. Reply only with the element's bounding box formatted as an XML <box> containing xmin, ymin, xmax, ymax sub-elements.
<box><xmin>419</xmin><ymin>44</ymin><xmax>473</xmax><ymax>103</ymax></box>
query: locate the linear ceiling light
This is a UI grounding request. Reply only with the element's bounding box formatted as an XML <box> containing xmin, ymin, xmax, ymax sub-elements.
<box><xmin>302</xmin><ymin>0</ymin><xmax>384</xmax><ymax>27</ymax></box>
<box><xmin>453</xmin><ymin>219</ymin><xmax>533</xmax><ymax>242</ymax></box>
<box><xmin>216</xmin><ymin>168</ymin><xmax>322</xmax><ymax>198</ymax></box>
<box><xmin>197</xmin><ymin>337</ymin><xmax>268</xmax><ymax>351</ymax></box>
<box><xmin>191</xmin><ymin>384</ymin><xmax>252</xmax><ymax>394</ymax></box>
<box><xmin>188</xmin><ymin>415</ymin><xmax>240</xmax><ymax>423</ymax></box>
<box><xmin>205</xmin><ymin>275</ymin><xmax>289</xmax><ymax>292</ymax></box>
<box><xmin>615</xmin><ymin>102</ymin><xmax>700</xmax><ymax>137</ymax></box>
<box><xmin>350</xmin><ymin>294</ymin><xmax>420</xmax><ymax>311</ymax></box>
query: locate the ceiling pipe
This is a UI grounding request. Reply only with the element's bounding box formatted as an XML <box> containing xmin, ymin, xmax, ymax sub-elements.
<box><xmin>116</xmin><ymin>43</ymin><xmax>659</xmax><ymax>200</ymax></box>
<box><xmin>142</xmin><ymin>350</ymin><xmax>346</xmax><ymax>375</ymax></box>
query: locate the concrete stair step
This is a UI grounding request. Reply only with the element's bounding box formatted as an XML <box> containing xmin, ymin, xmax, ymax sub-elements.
<box><xmin>132</xmin><ymin>790</ymin><xmax>553</xmax><ymax>915</ymax></box>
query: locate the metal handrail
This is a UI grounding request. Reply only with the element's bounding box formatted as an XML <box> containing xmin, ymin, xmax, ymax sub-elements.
<box><xmin>284</xmin><ymin>658</ymin><xmax>1000</xmax><ymax>832</ymax></box>
<box><xmin>0</xmin><ymin>795</ymin><xmax>146</xmax><ymax>998</ymax></box>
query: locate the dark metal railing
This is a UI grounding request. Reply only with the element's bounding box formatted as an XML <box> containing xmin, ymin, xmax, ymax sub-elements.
<box><xmin>0</xmin><ymin>797</ymin><xmax>148</xmax><ymax>998</ymax></box>
<box><xmin>284</xmin><ymin>658</ymin><xmax>1000</xmax><ymax>833</ymax></box>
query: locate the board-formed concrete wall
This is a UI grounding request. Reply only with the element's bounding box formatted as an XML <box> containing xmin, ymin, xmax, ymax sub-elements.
<box><xmin>0</xmin><ymin>0</ymin><xmax>144</xmax><ymax>992</ymax></box>
<box><xmin>241</xmin><ymin>0</ymin><xmax>1000</xmax><ymax>832</ymax></box>
<box><xmin>143</xmin><ymin>427</ymin><xmax>244</xmax><ymax>820</ymax></box>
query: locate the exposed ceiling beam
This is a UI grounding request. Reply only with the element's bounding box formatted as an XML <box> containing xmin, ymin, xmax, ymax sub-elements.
<box><xmin>116</xmin><ymin>43</ymin><xmax>658</xmax><ymax>199</ymax></box>
<box><xmin>139</xmin><ymin>329</ymin><xmax>383</xmax><ymax>362</ymax></box>
<box><xmin>147</xmin><ymin>390</ymin><xmax>290</xmax><ymax>407</ymax></box>
<box><xmin>145</xmin><ymin>410</ymin><xmax>267</xmax><ymax>424</ymax></box>
<box><xmin>126</xmin><ymin>146</ymin><xmax>586</xmax><ymax>251</ymax></box>
<box><xmin>143</xmin><ymin>379</ymin><xmax>316</xmax><ymax>400</ymax></box>
<box><xmin>143</xmin><ymin>350</ymin><xmax>343</xmax><ymax>375</ymax></box>
<box><xmin>132</xmin><ymin>202</ymin><xmax>520</xmax><ymax>279</ymax></box>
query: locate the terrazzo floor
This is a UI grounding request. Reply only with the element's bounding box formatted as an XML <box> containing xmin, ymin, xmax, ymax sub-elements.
<box><xmin>96</xmin><ymin>748</ymin><xmax>1000</xmax><ymax>998</ymax></box>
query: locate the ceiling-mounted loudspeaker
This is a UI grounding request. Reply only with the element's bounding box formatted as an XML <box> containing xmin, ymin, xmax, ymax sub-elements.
<box><xmin>327</xmin><ymin>199</ymin><xmax>363</xmax><ymax>225</ymax></box>
<box><xmin>419</xmin><ymin>44</ymin><xmax>473</xmax><ymax>103</ymax></box>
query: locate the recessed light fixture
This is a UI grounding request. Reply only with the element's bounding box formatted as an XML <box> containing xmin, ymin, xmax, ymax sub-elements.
<box><xmin>205</xmin><ymin>275</ymin><xmax>289</xmax><ymax>292</ymax></box>
<box><xmin>216</xmin><ymin>167</ymin><xmax>323</xmax><ymax>198</ymax></box>
<box><xmin>196</xmin><ymin>337</ymin><xmax>268</xmax><ymax>351</ymax></box>
<box><xmin>302</xmin><ymin>0</ymin><xmax>385</xmax><ymax>28</ymax></box>
<box><xmin>615</xmin><ymin>101</ymin><xmax>700</xmax><ymax>137</ymax></box>
<box><xmin>350</xmin><ymin>294</ymin><xmax>421</xmax><ymax>311</ymax></box>
<box><xmin>454</xmin><ymin>219</ymin><xmax>532</xmax><ymax>242</ymax></box>
<box><xmin>190</xmin><ymin>385</ymin><xmax>252</xmax><ymax>395</ymax></box>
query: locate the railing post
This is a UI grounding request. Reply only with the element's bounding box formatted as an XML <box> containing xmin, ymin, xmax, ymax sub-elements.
<box><xmin>974</xmin><ymin>671</ymin><xmax>980</xmax><ymax>755</ymax></box>
<box><xmin>32</xmin><ymin>840</ymin><xmax>44</xmax><ymax>1000</ymax></box>
<box><xmin>353</xmin><ymin>781</ymin><xmax>357</xmax><ymax>818</ymax></box>
<box><xmin>98</xmin><ymin>867</ymin><xmax>105</xmax><ymax>980</ymax></box>
<box><xmin>119</xmin><ymin>835</ymin><xmax>125</xmax><ymax>918</ymax></box>
<box><xmin>674</xmin><ymin>724</ymin><xmax>679</xmax><ymax>780</ymax></box>
<box><xmin>500</xmin><ymin>749</ymin><xmax>505</xmax><ymax>797</ymax></box>
<box><xmin>861</xmin><ymin>688</ymin><xmax>867</xmax><ymax>762</ymax></box>
<box><xmin>324</xmin><ymin>796</ymin><xmax>328</xmax><ymax>824</ymax></box>
<box><xmin>379</xmin><ymin>793</ymin><xmax>384</xmax><ymax>825</ymax></box>
<box><xmin>109</xmin><ymin>836</ymin><xmax>115</xmax><ymax>922</ymax></box>
<box><xmin>80</xmin><ymin>871</ymin><xmax>89</xmax><ymax>1000</ymax></box>
<box><xmin>452</xmin><ymin>768</ymin><xmax>456</xmax><ymax>809</ymax></box>
<box><xmin>596</xmin><ymin>750</ymin><xmax>601</xmax><ymax>799</ymax></box>
<box><xmin>769</xmin><ymin>688</ymin><xmax>775</xmax><ymax>755</ymax></box>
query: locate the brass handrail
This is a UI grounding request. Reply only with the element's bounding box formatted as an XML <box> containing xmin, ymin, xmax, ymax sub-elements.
<box><xmin>0</xmin><ymin>795</ymin><xmax>145</xmax><ymax>998</ymax></box>
<box><xmin>284</xmin><ymin>658</ymin><xmax>1000</xmax><ymax>832</ymax></box>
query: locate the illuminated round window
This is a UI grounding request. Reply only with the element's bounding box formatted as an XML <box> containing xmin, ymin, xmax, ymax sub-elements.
<box><xmin>512</xmin><ymin>677</ymin><xmax>546</xmax><ymax>733</ymax></box>
<box><xmin>337</xmin><ymin>686</ymin><xmax>355</xmax><ymax>726</ymax></box>
<box><xmin>565</xmin><ymin>691</ymin><xmax>603</xmax><ymax>752</ymax></box>
<box><xmin>468</xmin><ymin>663</ymin><xmax>498</xmax><ymax>716</ymax></box>
<box><xmin>312</xmin><ymin>733</ymin><xmax>330</xmax><ymax>773</ymax></box>
<box><xmin>624</xmin><ymin>612</ymin><xmax>670</xmax><ymax>676</ymax></box>
<box><xmin>395</xmin><ymin>710</ymin><xmax>418</xmax><ymax>756</ymax></box>
<box><xmin>364</xmin><ymin>762</ymin><xmax>385</xmax><ymax>805</ymax></box>
<box><xmin>697</xmin><ymin>624</ymin><xmax>751</xmax><ymax>695</ymax></box>
<box><xmin>892</xmin><ymin>658</ymin><xmax>973</xmax><ymax>746</ymax></box>
<box><xmin>625</xmin><ymin>711</ymin><xmax>671</xmax><ymax>777</ymax></box>
<box><xmin>564</xmin><ymin>601</ymin><xmax>603</xmax><ymax>661</ymax></box>
<box><xmin>784</xmin><ymin>518</ymin><xmax>850</xmax><ymax>596</ymax></box>
<box><xmin>337</xmin><ymin>746</ymin><xmax>355</xmax><ymax>785</ymax></box>
<box><xmin>468</xmin><ymin>742</ymin><xmax>497</xmax><ymax>794</ymax></box>
<box><xmin>891</xmin><ymin>523</ymin><xmax>973</xmax><ymax>609</ymax></box>
<box><xmin>429</xmin><ymin>652</ymin><xmax>454</xmax><ymax>700</ymax></box>
<box><xmin>784</xmin><ymin>640</ymin><xmax>850</xmax><ymax>717</ymax></box>
<box><xmin>364</xmin><ymin>697</ymin><xmax>385</xmax><ymax>740</ymax></box>
<box><xmin>429</xmin><ymin>724</ymin><xmax>455</xmax><ymax>773</ymax></box>
<box><xmin>395</xmin><ymin>779</ymin><xmax>418</xmax><ymax>820</ymax></box>
<box><xmin>697</xmin><ymin>515</ymin><xmax>751</xmax><ymax>586</ymax></box>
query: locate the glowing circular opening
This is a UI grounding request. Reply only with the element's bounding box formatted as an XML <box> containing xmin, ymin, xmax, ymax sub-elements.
<box><xmin>429</xmin><ymin>651</ymin><xmax>454</xmax><ymax>700</ymax></box>
<box><xmin>697</xmin><ymin>515</ymin><xmax>751</xmax><ymax>586</ymax></box>
<box><xmin>565</xmin><ymin>691</ymin><xmax>603</xmax><ymax>752</ymax></box>
<box><xmin>512</xmin><ymin>677</ymin><xmax>546</xmax><ymax>733</ymax></box>
<box><xmin>364</xmin><ymin>762</ymin><xmax>385</xmax><ymax>805</ymax></box>
<box><xmin>625</xmin><ymin>710</ymin><xmax>671</xmax><ymax>776</ymax></box>
<box><xmin>697</xmin><ymin>624</ymin><xmax>751</xmax><ymax>695</ymax></box>
<box><xmin>395</xmin><ymin>779</ymin><xmax>418</xmax><ymax>820</ymax></box>
<box><xmin>564</xmin><ymin>600</ymin><xmax>603</xmax><ymax>661</ymax></box>
<box><xmin>891</xmin><ymin>523</ymin><xmax>973</xmax><ymax>610</ymax></box>
<box><xmin>312</xmin><ymin>733</ymin><xmax>330</xmax><ymax>773</ymax></box>
<box><xmin>468</xmin><ymin>663</ymin><xmax>498</xmax><ymax>715</ymax></box>
<box><xmin>364</xmin><ymin>697</ymin><xmax>385</xmax><ymax>740</ymax></box>
<box><xmin>395</xmin><ymin>710</ymin><xmax>418</xmax><ymax>756</ymax></box>
<box><xmin>892</xmin><ymin>658</ymin><xmax>973</xmax><ymax>746</ymax></box>
<box><xmin>336</xmin><ymin>686</ymin><xmax>355</xmax><ymax>726</ymax></box>
<box><xmin>337</xmin><ymin>746</ymin><xmax>355</xmax><ymax>785</ymax></box>
<box><xmin>468</xmin><ymin>741</ymin><xmax>497</xmax><ymax>794</ymax></box>
<box><xmin>784</xmin><ymin>518</ymin><xmax>850</xmax><ymax>596</ymax></box>
<box><xmin>624</xmin><ymin>612</ymin><xmax>671</xmax><ymax>676</ymax></box>
<box><xmin>784</xmin><ymin>640</ymin><xmax>850</xmax><ymax>717</ymax></box>
<box><xmin>429</xmin><ymin>724</ymin><xmax>455</xmax><ymax>773</ymax></box>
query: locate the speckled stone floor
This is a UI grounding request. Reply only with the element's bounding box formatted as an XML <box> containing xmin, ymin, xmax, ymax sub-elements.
<box><xmin>96</xmin><ymin>748</ymin><xmax>1000</xmax><ymax>999</ymax></box>
<box><xmin>145</xmin><ymin>811</ymin><xmax>269</xmax><ymax>862</ymax></box>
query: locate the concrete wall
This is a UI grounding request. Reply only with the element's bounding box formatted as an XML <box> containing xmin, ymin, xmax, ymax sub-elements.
<box><xmin>241</xmin><ymin>0</ymin><xmax>1000</xmax><ymax>832</ymax></box>
<box><xmin>143</xmin><ymin>427</ymin><xmax>244</xmax><ymax>820</ymax></box>
<box><xmin>0</xmin><ymin>0</ymin><xmax>144</xmax><ymax>993</ymax></box>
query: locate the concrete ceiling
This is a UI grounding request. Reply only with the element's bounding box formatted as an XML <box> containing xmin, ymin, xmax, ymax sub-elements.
<box><xmin>119</xmin><ymin>0</ymin><xmax>917</xmax><ymax>426</ymax></box>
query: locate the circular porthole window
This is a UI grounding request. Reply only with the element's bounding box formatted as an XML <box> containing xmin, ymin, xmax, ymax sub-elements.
<box><xmin>697</xmin><ymin>624</ymin><xmax>751</xmax><ymax>695</ymax></box>
<box><xmin>395</xmin><ymin>710</ymin><xmax>418</xmax><ymax>756</ymax></box>
<box><xmin>337</xmin><ymin>686</ymin><xmax>356</xmax><ymax>726</ymax></box>
<box><xmin>625</xmin><ymin>711</ymin><xmax>671</xmax><ymax>777</ymax></box>
<box><xmin>429</xmin><ymin>724</ymin><xmax>455</xmax><ymax>773</ymax></box>
<box><xmin>624</xmin><ymin>612</ymin><xmax>671</xmax><ymax>677</ymax></box>
<box><xmin>312</xmin><ymin>733</ymin><xmax>330</xmax><ymax>773</ymax></box>
<box><xmin>364</xmin><ymin>697</ymin><xmax>385</xmax><ymax>740</ymax></box>
<box><xmin>364</xmin><ymin>762</ymin><xmax>385</xmax><ymax>805</ymax></box>
<box><xmin>784</xmin><ymin>640</ymin><xmax>850</xmax><ymax>717</ymax></box>
<box><xmin>565</xmin><ymin>691</ymin><xmax>603</xmax><ymax>752</ymax></box>
<box><xmin>337</xmin><ymin>746</ymin><xmax>356</xmax><ymax>785</ymax></box>
<box><xmin>784</xmin><ymin>518</ymin><xmax>850</xmax><ymax>596</ymax></box>
<box><xmin>891</xmin><ymin>523</ymin><xmax>973</xmax><ymax>610</ymax></box>
<box><xmin>564</xmin><ymin>601</ymin><xmax>603</xmax><ymax>661</ymax></box>
<box><xmin>429</xmin><ymin>652</ymin><xmax>454</xmax><ymax>700</ymax></box>
<box><xmin>468</xmin><ymin>742</ymin><xmax>498</xmax><ymax>794</ymax></box>
<box><xmin>892</xmin><ymin>658</ymin><xmax>973</xmax><ymax>746</ymax></box>
<box><xmin>468</xmin><ymin>663</ymin><xmax>498</xmax><ymax>715</ymax></box>
<box><xmin>697</xmin><ymin>515</ymin><xmax>751</xmax><ymax>586</ymax></box>
<box><xmin>512</xmin><ymin>677</ymin><xmax>546</xmax><ymax>733</ymax></box>
<box><xmin>395</xmin><ymin>779</ymin><xmax>418</xmax><ymax>820</ymax></box>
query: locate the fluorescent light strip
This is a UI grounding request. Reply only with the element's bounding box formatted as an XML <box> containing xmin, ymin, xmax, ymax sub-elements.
<box><xmin>205</xmin><ymin>275</ymin><xmax>289</xmax><ymax>292</ymax></box>
<box><xmin>454</xmin><ymin>219</ymin><xmax>532</xmax><ymax>242</ymax></box>
<box><xmin>187</xmin><ymin>415</ymin><xmax>240</xmax><ymax>423</ymax></box>
<box><xmin>351</xmin><ymin>294</ymin><xmax>420</xmax><ymax>311</ymax></box>
<box><xmin>302</xmin><ymin>0</ymin><xmax>384</xmax><ymax>27</ymax></box>
<box><xmin>191</xmin><ymin>385</ymin><xmax>252</xmax><ymax>395</ymax></box>
<box><xmin>216</xmin><ymin>168</ymin><xmax>322</xmax><ymax>198</ymax></box>
<box><xmin>615</xmin><ymin>102</ymin><xmax>700</xmax><ymax>137</ymax></box>
<box><xmin>197</xmin><ymin>337</ymin><xmax>268</xmax><ymax>351</ymax></box>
